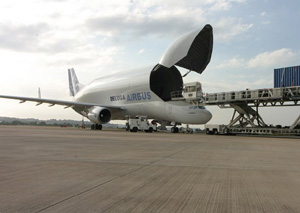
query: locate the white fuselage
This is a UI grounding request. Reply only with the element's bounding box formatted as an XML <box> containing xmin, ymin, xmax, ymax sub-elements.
<box><xmin>0</xmin><ymin>25</ymin><xmax>214</xmax><ymax>126</ymax></box>
<box><xmin>73</xmin><ymin>66</ymin><xmax>212</xmax><ymax>124</ymax></box>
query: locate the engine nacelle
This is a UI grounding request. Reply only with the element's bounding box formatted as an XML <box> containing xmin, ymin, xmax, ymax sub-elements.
<box><xmin>87</xmin><ymin>107</ymin><xmax>112</xmax><ymax>124</ymax></box>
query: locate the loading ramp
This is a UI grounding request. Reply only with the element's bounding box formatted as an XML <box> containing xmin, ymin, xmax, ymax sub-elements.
<box><xmin>172</xmin><ymin>83</ymin><xmax>300</xmax><ymax>134</ymax></box>
<box><xmin>204</xmin><ymin>86</ymin><xmax>300</xmax><ymax>130</ymax></box>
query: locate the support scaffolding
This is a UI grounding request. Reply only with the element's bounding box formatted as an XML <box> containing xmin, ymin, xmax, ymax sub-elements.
<box><xmin>171</xmin><ymin>84</ymin><xmax>300</xmax><ymax>131</ymax></box>
<box><xmin>228</xmin><ymin>103</ymin><xmax>266</xmax><ymax>128</ymax></box>
<box><xmin>202</xmin><ymin>86</ymin><xmax>300</xmax><ymax>130</ymax></box>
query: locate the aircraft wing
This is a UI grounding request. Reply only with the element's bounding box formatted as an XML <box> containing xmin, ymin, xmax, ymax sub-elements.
<box><xmin>0</xmin><ymin>95</ymin><xmax>123</xmax><ymax>109</ymax></box>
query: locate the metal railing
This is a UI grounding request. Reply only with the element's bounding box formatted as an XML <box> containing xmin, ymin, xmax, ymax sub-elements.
<box><xmin>204</xmin><ymin>86</ymin><xmax>300</xmax><ymax>105</ymax></box>
<box><xmin>170</xmin><ymin>90</ymin><xmax>183</xmax><ymax>100</ymax></box>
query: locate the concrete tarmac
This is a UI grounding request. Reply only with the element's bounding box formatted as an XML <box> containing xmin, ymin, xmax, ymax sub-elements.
<box><xmin>0</xmin><ymin>126</ymin><xmax>300</xmax><ymax>213</ymax></box>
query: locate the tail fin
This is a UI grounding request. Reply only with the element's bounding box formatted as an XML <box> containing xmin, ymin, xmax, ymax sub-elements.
<box><xmin>68</xmin><ymin>68</ymin><xmax>84</xmax><ymax>96</ymax></box>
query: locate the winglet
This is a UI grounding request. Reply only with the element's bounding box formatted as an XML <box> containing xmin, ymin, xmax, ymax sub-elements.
<box><xmin>68</xmin><ymin>68</ymin><xmax>84</xmax><ymax>96</ymax></box>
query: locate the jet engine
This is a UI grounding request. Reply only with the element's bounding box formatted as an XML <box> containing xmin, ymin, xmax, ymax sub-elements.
<box><xmin>87</xmin><ymin>107</ymin><xmax>112</xmax><ymax>124</ymax></box>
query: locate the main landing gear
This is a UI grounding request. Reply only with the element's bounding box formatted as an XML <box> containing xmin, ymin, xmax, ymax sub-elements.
<box><xmin>91</xmin><ymin>124</ymin><xmax>102</xmax><ymax>130</ymax></box>
<box><xmin>171</xmin><ymin>126</ymin><xmax>179</xmax><ymax>133</ymax></box>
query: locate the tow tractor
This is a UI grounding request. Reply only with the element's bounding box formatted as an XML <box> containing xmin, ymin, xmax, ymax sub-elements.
<box><xmin>205</xmin><ymin>124</ymin><xmax>227</xmax><ymax>135</ymax></box>
<box><xmin>126</xmin><ymin>116</ymin><xmax>156</xmax><ymax>133</ymax></box>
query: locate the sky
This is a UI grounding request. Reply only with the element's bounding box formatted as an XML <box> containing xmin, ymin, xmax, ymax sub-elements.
<box><xmin>0</xmin><ymin>0</ymin><xmax>300</xmax><ymax>127</ymax></box>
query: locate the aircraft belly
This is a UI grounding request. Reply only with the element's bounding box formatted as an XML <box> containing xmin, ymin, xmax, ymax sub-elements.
<box><xmin>121</xmin><ymin>101</ymin><xmax>209</xmax><ymax>124</ymax></box>
<box><xmin>163</xmin><ymin>102</ymin><xmax>212</xmax><ymax>124</ymax></box>
<box><xmin>171</xmin><ymin>112</ymin><xmax>206</xmax><ymax>124</ymax></box>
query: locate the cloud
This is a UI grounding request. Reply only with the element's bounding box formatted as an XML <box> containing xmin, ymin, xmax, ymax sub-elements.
<box><xmin>85</xmin><ymin>8</ymin><xmax>205</xmax><ymax>40</ymax></box>
<box><xmin>0</xmin><ymin>22</ymin><xmax>84</xmax><ymax>53</ymax></box>
<box><xmin>247</xmin><ymin>48</ymin><xmax>297</xmax><ymax>69</ymax></box>
<box><xmin>208</xmin><ymin>1</ymin><xmax>232</xmax><ymax>11</ymax></box>
<box><xmin>0</xmin><ymin>0</ymin><xmax>250</xmax><ymax>55</ymax></box>
<box><xmin>214</xmin><ymin>48</ymin><xmax>300</xmax><ymax>73</ymax></box>
<box><xmin>138</xmin><ymin>48</ymin><xmax>145</xmax><ymax>54</ymax></box>
<box><xmin>204</xmin><ymin>0</ymin><xmax>246</xmax><ymax>11</ymax></box>
<box><xmin>202</xmin><ymin>77</ymin><xmax>273</xmax><ymax>93</ymax></box>
<box><xmin>261</xmin><ymin>21</ymin><xmax>270</xmax><ymax>25</ymax></box>
<box><xmin>214</xmin><ymin>18</ymin><xmax>253</xmax><ymax>42</ymax></box>
<box><xmin>216</xmin><ymin>56</ymin><xmax>245</xmax><ymax>69</ymax></box>
<box><xmin>84</xmin><ymin>0</ymin><xmax>247</xmax><ymax>42</ymax></box>
<box><xmin>0</xmin><ymin>23</ymin><xmax>48</xmax><ymax>51</ymax></box>
<box><xmin>261</xmin><ymin>12</ymin><xmax>266</xmax><ymax>16</ymax></box>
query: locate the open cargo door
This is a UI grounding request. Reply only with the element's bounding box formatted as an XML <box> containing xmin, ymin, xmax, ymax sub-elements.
<box><xmin>159</xmin><ymin>24</ymin><xmax>213</xmax><ymax>74</ymax></box>
<box><xmin>150</xmin><ymin>24</ymin><xmax>213</xmax><ymax>101</ymax></box>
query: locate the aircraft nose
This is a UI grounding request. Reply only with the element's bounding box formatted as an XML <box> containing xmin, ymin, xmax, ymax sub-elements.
<box><xmin>203</xmin><ymin>109</ymin><xmax>212</xmax><ymax>123</ymax></box>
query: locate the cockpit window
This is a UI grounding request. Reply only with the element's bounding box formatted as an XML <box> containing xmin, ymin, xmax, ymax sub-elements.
<box><xmin>189</xmin><ymin>106</ymin><xmax>206</xmax><ymax>109</ymax></box>
<box><xmin>184</xmin><ymin>86</ymin><xmax>196</xmax><ymax>92</ymax></box>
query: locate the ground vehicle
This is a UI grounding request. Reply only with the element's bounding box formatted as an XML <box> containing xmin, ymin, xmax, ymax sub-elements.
<box><xmin>126</xmin><ymin>116</ymin><xmax>155</xmax><ymax>133</ymax></box>
<box><xmin>179</xmin><ymin>126</ymin><xmax>194</xmax><ymax>134</ymax></box>
<box><xmin>205</xmin><ymin>124</ymin><xmax>227</xmax><ymax>135</ymax></box>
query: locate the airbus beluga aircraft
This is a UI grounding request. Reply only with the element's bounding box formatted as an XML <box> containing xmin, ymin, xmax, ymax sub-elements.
<box><xmin>0</xmin><ymin>24</ymin><xmax>213</xmax><ymax>132</ymax></box>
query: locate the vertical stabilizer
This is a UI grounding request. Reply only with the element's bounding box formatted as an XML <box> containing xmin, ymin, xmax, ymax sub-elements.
<box><xmin>68</xmin><ymin>68</ymin><xmax>84</xmax><ymax>96</ymax></box>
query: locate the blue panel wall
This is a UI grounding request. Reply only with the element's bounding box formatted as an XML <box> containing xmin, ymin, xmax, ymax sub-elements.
<box><xmin>274</xmin><ymin>65</ymin><xmax>300</xmax><ymax>88</ymax></box>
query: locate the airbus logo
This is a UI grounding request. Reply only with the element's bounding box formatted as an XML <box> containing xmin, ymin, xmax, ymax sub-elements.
<box><xmin>110</xmin><ymin>91</ymin><xmax>151</xmax><ymax>102</ymax></box>
<box><xmin>110</xmin><ymin>95</ymin><xmax>126</xmax><ymax>102</ymax></box>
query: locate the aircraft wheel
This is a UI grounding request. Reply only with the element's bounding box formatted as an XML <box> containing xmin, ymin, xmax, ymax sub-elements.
<box><xmin>206</xmin><ymin>129</ymin><xmax>210</xmax><ymax>135</ymax></box>
<box><xmin>171</xmin><ymin>127</ymin><xmax>179</xmax><ymax>133</ymax></box>
<box><xmin>93</xmin><ymin>124</ymin><xmax>102</xmax><ymax>130</ymax></box>
<box><xmin>224</xmin><ymin>128</ymin><xmax>229</xmax><ymax>134</ymax></box>
<box><xmin>213</xmin><ymin>129</ymin><xmax>218</xmax><ymax>135</ymax></box>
